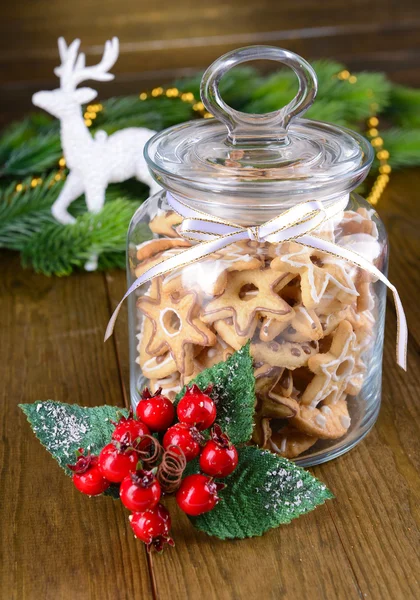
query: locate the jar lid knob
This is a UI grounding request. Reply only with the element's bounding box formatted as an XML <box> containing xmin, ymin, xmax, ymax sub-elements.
<box><xmin>200</xmin><ymin>45</ymin><xmax>318</xmax><ymax>145</ymax></box>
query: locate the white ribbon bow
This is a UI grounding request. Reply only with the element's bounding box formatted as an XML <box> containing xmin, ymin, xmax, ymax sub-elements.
<box><xmin>105</xmin><ymin>192</ymin><xmax>407</xmax><ymax>370</ymax></box>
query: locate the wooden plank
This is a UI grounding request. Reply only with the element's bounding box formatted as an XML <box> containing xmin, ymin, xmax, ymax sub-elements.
<box><xmin>1</xmin><ymin>0</ymin><xmax>420</xmax><ymax>85</ymax></box>
<box><xmin>0</xmin><ymin>253</ymin><xmax>153</xmax><ymax>600</ymax></box>
<box><xmin>377</xmin><ymin>169</ymin><xmax>420</xmax><ymax>345</ymax></box>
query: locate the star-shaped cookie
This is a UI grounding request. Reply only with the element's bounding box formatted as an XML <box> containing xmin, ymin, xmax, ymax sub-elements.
<box><xmin>301</xmin><ymin>319</ymin><xmax>358</xmax><ymax>407</ymax></box>
<box><xmin>271</xmin><ymin>242</ymin><xmax>358</xmax><ymax>309</ymax></box>
<box><xmin>137</xmin><ymin>281</ymin><xmax>216</xmax><ymax>375</ymax></box>
<box><xmin>202</xmin><ymin>269</ymin><xmax>295</xmax><ymax>336</ymax></box>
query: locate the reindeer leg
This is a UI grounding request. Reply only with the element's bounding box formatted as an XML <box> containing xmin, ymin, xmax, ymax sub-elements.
<box><xmin>83</xmin><ymin>180</ymin><xmax>107</xmax><ymax>272</ymax></box>
<box><xmin>51</xmin><ymin>172</ymin><xmax>84</xmax><ymax>225</ymax></box>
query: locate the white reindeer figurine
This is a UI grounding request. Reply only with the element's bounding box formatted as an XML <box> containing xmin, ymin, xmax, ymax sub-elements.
<box><xmin>32</xmin><ymin>37</ymin><xmax>160</xmax><ymax>269</ymax></box>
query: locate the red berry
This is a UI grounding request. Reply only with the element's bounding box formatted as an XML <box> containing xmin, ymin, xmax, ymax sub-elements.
<box><xmin>98</xmin><ymin>437</ymin><xmax>139</xmax><ymax>483</ymax></box>
<box><xmin>68</xmin><ymin>452</ymin><xmax>110</xmax><ymax>496</ymax></box>
<box><xmin>136</xmin><ymin>387</ymin><xmax>175</xmax><ymax>432</ymax></box>
<box><xmin>176</xmin><ymin>474</ymin><xmax>224</xmax><ymax>516</ymax></box>
<box><xmin>129</xmin><ymin>503</ymin><xmax>174</xmax><ymax>552</ymax></box>
<box><xmin>162</xmin><ymin>423</ymin><xmax>202</xmax><ymax>462</ymax></box>
<box><xmin>120</xmin><ymin>469</ymin><xmax>161</xmax><ymax>512</ymax></box>
<box><xmin>112</xmin><ymin>411</ymin><xmax>151</xmax><ymax>445</ymax></box>
<box><xmin>199</xmin><ymin>425</ymin><xmax>238</xmax><ymax>477</ymax></box>
<box><xmin>176</xmin><ymin>384</ymin><xmax>216</xmax><ymax>431</ymax></box>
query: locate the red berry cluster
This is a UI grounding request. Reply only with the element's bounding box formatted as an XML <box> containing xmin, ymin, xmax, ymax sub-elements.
<box><xmin>67</xmin><ymin>384</ymin><xmax>238</xmax><ymax>552</ymax></box>
<box><xmin>170</xmin><ymin>384</ymin><xmax>238</xmax><ymax>517</ymax></box>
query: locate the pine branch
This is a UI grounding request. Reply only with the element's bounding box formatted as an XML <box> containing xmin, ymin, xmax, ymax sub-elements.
<box><xmin>175</xmin><ymin>67</ymin><xmax>261</xmax><ymax>110</ymax></box>
<box><xmin>382</xmin><ymin>128</ymin><xmax>420</xmax><ymax>169</ymax></box>
<box><xmin>0</xmin><ymin>174</ymin><xmax>149</xmax><ymax>251</ymax></box>
<box><xmin>1</xmin><ymin>132</ymin><xmax>62</xmax><ymax>176</ymax></box>
<box><xmin>386</xmin><ymin>84</ymin><xmax>420</xmax><ymax>128</ymax></box>
<box><xmin>95</xmin><ymin>96</ymin><xmax>195</xmax><ymax>132</ymax></box>
<box><xmin>21</xmin><ymin>197</ymin><xmax>143</xmax><ymax>276</ymax></box>
<box><xmin>245</xmin><ymin>63</ymin><xmax>391</xmax><ymax>126</ymax></box>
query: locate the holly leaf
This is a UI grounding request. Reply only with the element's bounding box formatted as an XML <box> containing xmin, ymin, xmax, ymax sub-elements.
<box><xmin>19</xmin><ymin>401</ymin><xmax>128</xmax><ymax>497</ymax></box>
<box><xmin>189</xmin><ymin>446</ymin><xmax>333</xmax><ymax>539</ymax></box>
<box><xmin>175</xmin><ymin>342</ymin><xmax>255</xmax><ymax>444</ymax></box>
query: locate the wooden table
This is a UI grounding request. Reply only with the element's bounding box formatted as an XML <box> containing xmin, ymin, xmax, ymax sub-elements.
<box><xmin>1</xmin><ymin>169</ymin><xmax>419</xmax><ymax>600</ymax></box>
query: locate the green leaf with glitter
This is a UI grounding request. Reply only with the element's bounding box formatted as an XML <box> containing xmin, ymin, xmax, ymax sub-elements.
<box><xmin>19</xmin><ymin>401</ymin><xmax>128</xmax><ymax>497</ymax></box>
<box><xmin>189</xmin><ymin>446</ymin><xmax>333</xmax><ymax>539</ymax></box>
<box><xmin>175</xmin><ymin>342</ymin><xmax>255</xmax><ymax>445</ymax></box>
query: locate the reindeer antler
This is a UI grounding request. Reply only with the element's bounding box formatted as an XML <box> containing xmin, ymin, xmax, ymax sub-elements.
<box><xmin>54</xmin><ymin>37</ymin><xmax>119</xmax><ymax>91</ymax></box>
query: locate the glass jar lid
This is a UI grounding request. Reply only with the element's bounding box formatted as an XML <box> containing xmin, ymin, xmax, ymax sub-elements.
<box><xmin>145</xmin><ymin>46</ymin><xmax>373</xmax><ymax>206</ymax></box>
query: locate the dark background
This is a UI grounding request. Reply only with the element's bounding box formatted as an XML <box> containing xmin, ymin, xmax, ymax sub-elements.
<box><xmin>1</xmin><ymin>0</ymin><xmax>420</xmax><ymax>127</ymax></box>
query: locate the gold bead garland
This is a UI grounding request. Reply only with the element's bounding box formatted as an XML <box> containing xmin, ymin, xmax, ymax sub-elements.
<box><xmin>13</xmin><ymin>77</ymin><xmax>390</xmax><ymax>204</ymax></box>
<box><xmin>336</xmin><ymin>69</ymin><xmax>391</xmax><ymax>206</ymax></box>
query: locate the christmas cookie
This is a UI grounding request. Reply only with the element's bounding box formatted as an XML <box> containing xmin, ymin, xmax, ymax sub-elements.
<box><xmin>137</xmin><ymin>319</ymin><xmax>178</xmax><ymax>379</ymax></box>
<box><xmin>290</xmin><ymin>395</ymin><xmax>351</xmax><ymax>439</ymax></box>
<box><xmin>255</xmin><ymin>369</ymin><xmax>299</xmax><ymax>419</ymax></box>
<box><xmin>202</xmin><ymin>269</ymin><xmax>295</xmax><ymax>335</ymax></box>
<box><xmin>251</xmin><ymin>339</ymin><xmax>319</xmax><ymax>370</ymax></box>
<box><xmin>301</xmin><ymin>320</ymin><xmax>358</xmax><ymax>407</ymax></box>
<box><xmin>267</xmin><ymin>426</ymin><xmax>318</xmax><ymax>459</ymax></box>
<box><xmin>271</xmin><ymin>242</ymin><xmax>330</xmax><ymax>309</ymax></box>
<box><xmin>136</xmin><ymin>237</ymin><xmax>190</xmax><ymax>262</ymax></box>
<box><xmin>149</xmin><ymin>372</ymin><xmax>182</xmax><ymax>401</ymax></box>
<box><xmin>214</xmin><ymin>316</ymin><xmax>259</xmax><ymax>351</ymax></box>
<box><xmin>134</xmin><ymin>248</ymin><xmax>186</xmax><ymax>278</ymax></box>
<box><xmin>261</xmin><ymin>305</ymin><xmax>323</xmax><ymax>343</ymax></box>
<box><xmin>161</xmin><ymin>241</ymin><xmax>263</xmax><ymax>297</ymax></box>
<box><xmin>137</xmin><ymin>281</ymin><xmax>216</xmax><ymax>375</ymax></box>
<box><xmin>196</xmin><ymin>338</ymin><xmax>234</xmax><ymax>370</ymax></box>
<box><xmin>149</xmin><ymin>210</ymin><xmax>183</xmax><ymax>238</ymax></box>
<box><xmin>252</xmin><ymin>413</ymin><xmax>272</xmax><ymax>447</ymax></box>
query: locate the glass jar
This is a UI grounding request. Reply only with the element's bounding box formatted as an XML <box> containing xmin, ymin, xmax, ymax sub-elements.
<box><xmin>127</xmin><ymin>46</ymin><xmax>388</xmax><ymax>467</ymax></box>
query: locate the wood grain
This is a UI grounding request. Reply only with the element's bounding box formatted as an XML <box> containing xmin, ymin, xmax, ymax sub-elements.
<box><xmin>1</xmin><ymin>0</ymin><xmax>420</xmax><ymax>126</ymax></box>
<box><xmin>0</xmin><ymin>255</ymin><xmax>153</xmax><ymax>600</ymax></box>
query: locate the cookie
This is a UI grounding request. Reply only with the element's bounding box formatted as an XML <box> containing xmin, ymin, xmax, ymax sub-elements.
<box><xmin>214</xmin><ymin>316</ymin><xmax>259</xmax><ymax>351</ymax></box>
<box><xmin>290</xmin><ymin>395</ymin><xmax>351</xmax><ymax>439</ymax></box>
<box><xmin>137</xmin><ymin>281</ymin><xmax>216</xmax><ymax>375</ymax></box>
<box><xmin>136</xmin><ymin>237</ymin><xmax>190</xmax><ymax>262</ymax></box>
<box><xmin>301</xmin><ymin>320</ymin><xmax>358</xmax><ymax>407</ymax></box>
<box><xmin>196</xmin><ymin>338</ymin><xmax>234</xmax><ymax>369</ymax></box>
<box><xmin>266</xmin><ymin>426</ymin><xmax>318</xmax><ymax>458</ymax></box>
<box><xmin>344</xmin><ymin>327</ymin><xmax>371</xmax><ymax>396</ymax></box>
<box><xmin>271</xmin><ymin>243</ymin><xmax>329</xmax><ymax>309</ymax></box>
<box><xmin>318</xmin><ymin>309</ymin><xmax>350</xmax><ymax>337</ymax></box>
<box><xmin>202</xmin><ymin>269</ymin><xmax>295</xmax><ymax>336</ymax></box>
<box><xmin>149</xmin><ymin>372</ymin><xmax>182</xmax><ymax>401</ymax></box>
<box><xmin>252</xmin><ymin>413</ymin><xmax>272</xmax><ymax>447</ymax></box>
<box><xmin>261</xmin><ymin>305</ymin><xmax>323</xmax><ymax>343</ymax></box>
<box><xmin>134</xmin><ymin>248</ymin><xmax>186</xmax><ymax>278</ymax></box>
<box><xmin>149</xmin><ymin>210</ymin><xmax>183</xmax><ymax>238</ymax></box>
<box><xmin>162</xmin><ymin>259</ymin><xmax>229</xmax><ymax>297</ymax></box>
<box><xmin>216</xmin><ymin>240</ymin><xmax>265</xmax><ymax>271</ymax></box>
<box><xmin>271</xmin><ymin>243</ymin><xmax>358</xmax><ymax>310</ymax></box>
<box><xmin>251</xmin><ymin>339</ymin><xmax>319</xmax><ymax>370</ymax></box>
<box><xmin>255</xmin><ymin>365</ymin><xmax>299</xmax><ymax>417</ymax></box>
<box><xmin>137</xmin><ymin>318</ymin><xmax>178</xmax><ymax>379</ymax></box>
<box><xmin>340</xmin><ymin>207</ymin><xmax>378</xmax><ymax>238</ymax></box>
<box><xmin>317</xmin><ymin>257</ymin><xmax>358</xmax><ymax>306</ymax></box>
<box><xmin>161</xmin><ymin>241</ymin><xmax>264</xmax><ymax>297</ymax></box>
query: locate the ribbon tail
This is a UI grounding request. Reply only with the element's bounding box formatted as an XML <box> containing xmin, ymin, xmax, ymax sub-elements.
<box><xmin>104</xmin><ymin>231</ymin><xmax>246</xmax><ymax>341</ymax></box>
<box><xmin>297</xmin><ymin>234</ymin><xmax>408</xmax><ymax>370</ymax></box>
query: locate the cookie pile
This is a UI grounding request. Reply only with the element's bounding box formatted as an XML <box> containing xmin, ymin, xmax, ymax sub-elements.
<box><xmin>134</xmin><ymin>206</ymin><xmax>381</xmax><ymax>458</ymax></box>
